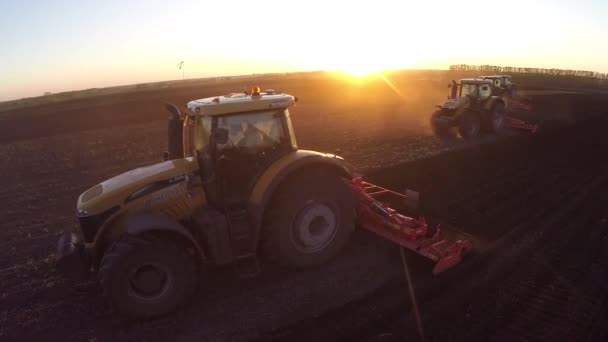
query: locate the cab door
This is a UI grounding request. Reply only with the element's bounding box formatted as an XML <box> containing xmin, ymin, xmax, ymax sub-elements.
<box><xmin>213</xmin><ymin>109</ymin><xmax>293</xmax><ymax>207</ymax></box>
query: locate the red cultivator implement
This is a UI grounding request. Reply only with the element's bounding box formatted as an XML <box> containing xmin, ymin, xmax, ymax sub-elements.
<box><xmin>350</xmin><ymin>178</ymin><xmax>473</xmax><ymax>275</ymax></box>
<box><xmin>505</xmin><ymin>116</ymin><xmax>539</xmax><ymax>134</ymax></box>
<box><xmin>510</xmin><ymin>95</ymin><xmax>533</xmax><ymax>112</ymax></box>
<box><xmin>505</xmin><ymin>95</ymin><xmax>539</xmax><ymax>134</ymax></box>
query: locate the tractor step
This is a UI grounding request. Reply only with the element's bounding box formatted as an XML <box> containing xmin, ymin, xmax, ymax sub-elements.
<box><xmin>226</xmin><ymin>208</ymin><xmax>261</xmax><ymax>277</ymax></box>
<box><xmin>233</xmin><ymin>253</ymin><xmax>261</xmax><ymax>278</ymax></box>
<box><xmin>350</xmin><ymin>178</ymin><xmax>473</xmax><ymax>275</ymax></box>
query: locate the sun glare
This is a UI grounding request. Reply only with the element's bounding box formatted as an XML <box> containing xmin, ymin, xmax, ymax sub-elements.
<box><xmin>336</xmin><ymin>59</ymin><xmax>389</xmax><ymax>78</ymax></box>
<box><xmin>342</xmin><ymin>66</ymin><xmax>380</xmax><ymax>78</ymax></box>
<box><xmin>330</xmin><ymin>53</ymin><xmax>418</xmax><ymax>79</ymax></box>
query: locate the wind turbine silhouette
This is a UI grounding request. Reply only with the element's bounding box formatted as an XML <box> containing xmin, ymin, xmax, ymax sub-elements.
<box><xmin>177</xmin><ymin>61</ymin><xmax>184</xmax><ymax>80</ymax></box>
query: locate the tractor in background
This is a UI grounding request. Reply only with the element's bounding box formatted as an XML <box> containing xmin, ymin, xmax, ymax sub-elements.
<box><xmin>479</xmin><ymin>75</ymin><xmax>515</xmax><ymax>97</ymax></box>
<box><xmin>480</xmin><ymin>75</ymin><xmax>533</xmax><ymax>112</ymax></box>
<box><xmin>431</xmin><ymin>78</ymin><xmax>538</xmax><ymax>139</ymax></box>
<box><xmin>431</xmin><ymin>78</ymin><xmax>507</xmax><ymax>139</ymax></box>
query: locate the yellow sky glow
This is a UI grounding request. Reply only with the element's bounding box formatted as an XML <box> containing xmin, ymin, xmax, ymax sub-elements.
<box><xmin>1</xmin><ymin>0</ymin><xmax>607</xmax><ymax>100</ymax></box>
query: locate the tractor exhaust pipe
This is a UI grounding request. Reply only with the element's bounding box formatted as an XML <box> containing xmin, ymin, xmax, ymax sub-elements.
<box><xmin>165</xmin><ymin>103</ymin><xmax>183</xmax><ymax>160</ymax></box>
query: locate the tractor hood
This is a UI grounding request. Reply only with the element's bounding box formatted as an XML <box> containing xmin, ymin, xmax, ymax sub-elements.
<box><xmin>441</xmin><ymin>96</ymin><xmax>469</xmax><ymax>110</ymax></box>
<box><xmin>76</xmin><ymin>158</ymin><xmax>199</xmax><ymax>215</ymax></box>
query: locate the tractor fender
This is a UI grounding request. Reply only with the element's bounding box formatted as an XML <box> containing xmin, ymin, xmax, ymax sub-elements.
<box><xmin>248</xmin><ymin>150</ymin><xmax>353</xmax><ymax>244</ymax></box>
<box><xmin>92</xmin><ymin>211</ymin><xmax>205</xmax><ymax>266</ymax></box>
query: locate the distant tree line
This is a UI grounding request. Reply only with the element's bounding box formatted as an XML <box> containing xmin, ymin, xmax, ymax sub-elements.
<box><xmin>449</xmin><ymin>64</ymin><xmax>608</xmax><ymax>79</ymax></box>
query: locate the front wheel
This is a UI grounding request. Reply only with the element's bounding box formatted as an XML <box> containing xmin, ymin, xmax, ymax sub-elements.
<box><xmin>430</xmin><ymin>110</ymin><xmax>450</xmax><ymax>137</ymax></box>
<box><xmin>263</xmin><ymin>170</ymin><xmax>355</xmax><ymax>268</ymax></box>
<box><xmin>99</xmin><ymin>234</ymin><xmax>197</xmax><ymax>318</ymax></box>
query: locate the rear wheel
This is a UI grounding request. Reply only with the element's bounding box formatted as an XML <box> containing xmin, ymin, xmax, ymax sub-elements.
<box><xmin>263</xmin><ymin>170</ymin><xmax>355</xmax><ymax>267</ymax></box>
<box><xmin>488</xmin><ymin>102</ymin><xmax>506</xmax><ymax>133</ymax></box>
<box><xmin>430</xmin><ymin>110</ymin><xmax>450</xmax><ymax>137</ymax></box>
<box><xmin>99</xmin><ymin>234</ymin><xmax>197</xmax><ymax>318</ymax></box>
<box><xmin>458</xmin><ymin>111</ymin><xmax>481</xmax><ymax>139</ymax></box>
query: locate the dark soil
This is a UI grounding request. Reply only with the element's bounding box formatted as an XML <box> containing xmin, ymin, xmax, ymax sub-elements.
<box><xmin>1</xmin><ymin>74</ymin><xmax>606</xmax><ymax>341</ymax></box>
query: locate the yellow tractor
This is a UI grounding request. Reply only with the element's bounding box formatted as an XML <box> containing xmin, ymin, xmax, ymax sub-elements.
<box><xmin>56</xmin><ymin>87</ymin><xmax>356</xmax><ymax>317</ymax></box>
<box><xmin>431</xmin><ymin>78</ymin><xmax>507</xmax><ymax>139</ymax></box>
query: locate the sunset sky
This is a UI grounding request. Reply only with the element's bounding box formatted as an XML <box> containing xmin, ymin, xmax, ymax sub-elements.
<box><xmin>1</xmin><ymin>0</ymin><xmax>607</xmax><ymax>101</ymax></box>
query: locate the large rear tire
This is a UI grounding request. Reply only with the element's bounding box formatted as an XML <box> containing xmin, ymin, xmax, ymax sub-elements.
<box><xmin>458</xmin><ymin>111</ymin><xmax>481</xmax><ymax>139</ymax></box>
<box><xmin>263</xmin><ymin>170</ymin><xmax>355</xmax><ymax>268</ymax></box>
<box><xmin>99</xmin><ymin>234</ymin><xmax>197</xmax><ymax>318</ymax></box>
<box><xmin>486</xmin><ymin>102</ymin><xmax>506</xmax><ymax>134</ymax></box>
<box><xmin>430</xmin><ymin>110</ymin><xmax>450</xmax><ymax>137</ymax></box>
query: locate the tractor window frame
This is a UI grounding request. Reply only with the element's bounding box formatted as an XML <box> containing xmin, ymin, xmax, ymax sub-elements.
<box><xmin>283</xmin><ymin>108</ymin><xmax>298</xmax><ymax>149</ymax></box>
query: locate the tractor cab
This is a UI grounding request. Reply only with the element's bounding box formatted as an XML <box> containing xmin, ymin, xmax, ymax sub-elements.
<box><xmin>479</xmin><ymin>75</ymin><xmax>514</xmax><ymax>97</ymax></box>
<box><xmin>448</xmin><ymin>78</ymin><xmax>494</xmax><ymax>105</ymax></box>
<box><xmin>167</xmin><ymin>88</ymin><xmax>299</xmax><ymax>206</ymax></box>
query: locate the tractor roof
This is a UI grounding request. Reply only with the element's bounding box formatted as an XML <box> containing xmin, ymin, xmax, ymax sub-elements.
<box><xmin>459</xmin><ymin>78</ymin><xmax>494</xmax><ymax>85</ymax></box>
<box><xmin>480</xmin><ymin>75</ymin><xmax>511</xmax><ymax>79</ymax></box>
<box><xmin>186</xmin><ymin>89</ymin><xmax>296</xmax><ymax>116</ymax></box>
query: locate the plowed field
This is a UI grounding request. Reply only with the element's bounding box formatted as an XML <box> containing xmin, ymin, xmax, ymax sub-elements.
<box><xmin>1</xmin><ymin>74</ymin><xmax>606</xmax><ymax>341</ymax></box>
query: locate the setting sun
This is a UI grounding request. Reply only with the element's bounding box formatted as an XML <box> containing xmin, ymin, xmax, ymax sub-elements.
<box><xmin>341</xmin><ymin>66</ymin><xmax>380</xmax><ymax>78</ymax></box>
<box><xmin>322</xmin><ymin>53</ymin><xmax>418</xmax><ymax>79</ymax></box>
<box><xmin>2</xmin><ymin>0</ymin><xmax>607</xmax><ymax>101</ymax></box>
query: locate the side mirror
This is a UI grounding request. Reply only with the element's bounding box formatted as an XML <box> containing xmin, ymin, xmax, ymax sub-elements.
<box><xmin>212</xmin><ymin>128</ymin><xmax>229</xmax><ymax>145</ymax></box>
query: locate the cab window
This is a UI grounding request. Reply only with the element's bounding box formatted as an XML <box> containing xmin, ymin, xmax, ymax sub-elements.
<box><xmin>461</xmin><ymin>84</ymin><xmax>478</xmax><ymax>97</ymax></box>
<box><xmin>215</xmin><ymin>110</ymin><xmax>288</xmax><ymax>153</ymax></box>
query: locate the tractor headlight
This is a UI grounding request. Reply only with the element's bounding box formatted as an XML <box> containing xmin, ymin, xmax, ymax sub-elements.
<box><xmin>77</xmin><ymin>206</ymin><xmax>120</xmax><ymax>243</ymax></box>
